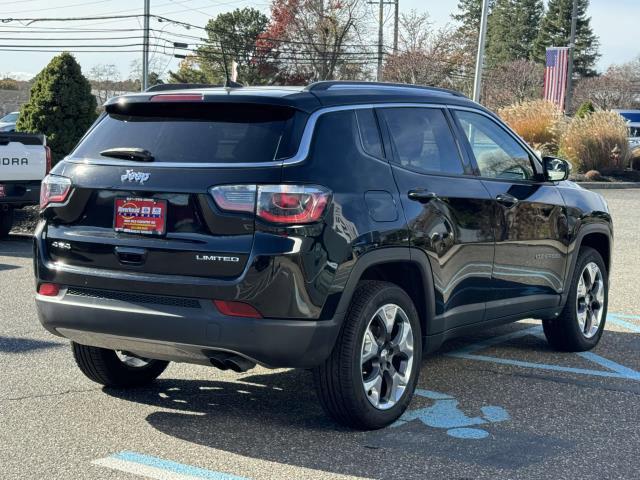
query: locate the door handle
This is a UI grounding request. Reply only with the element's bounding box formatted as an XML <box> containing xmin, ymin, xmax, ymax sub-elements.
<box><xmin>408</xmin><ymin>189</ymin><xmax>438</xmax><ymax>203</ymax></box>
<box><xmin>496</xmin><ymin>193</ymin><xmax>519</xmax><ymax>208</ymax></box>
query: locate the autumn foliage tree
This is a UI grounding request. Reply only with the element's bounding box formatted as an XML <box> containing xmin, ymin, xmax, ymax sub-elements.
<box><xmin>262</xmin><ymin>0</ymin><xmax>370</xmax><ymax>83</ymax></box>
<box><xmin>383</xmin><ymin>11</ymin><xmax>469</xmax><ymax>91</ymax></box>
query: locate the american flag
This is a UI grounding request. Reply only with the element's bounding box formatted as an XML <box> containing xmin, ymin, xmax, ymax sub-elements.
<box><xmin>544</xmin><ymin>47</ymin><xmax>570</xmax><ymax>110</ymax></box>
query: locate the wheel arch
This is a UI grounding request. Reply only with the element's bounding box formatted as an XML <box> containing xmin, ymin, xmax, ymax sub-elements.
<box><xmin>333</xmin><ymin>248</ymin><xmax>436</xmax><ymax>340</ymax></box>
<box><xmin>562</xmin><ymin>223</ymin><xmax>612</xmax><ymax>306</ymax></box>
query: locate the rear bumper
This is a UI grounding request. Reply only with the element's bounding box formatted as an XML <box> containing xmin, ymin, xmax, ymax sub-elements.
<box><xmin>35</xmin><ymin>287</ymin><xmax>341</xmax><ymax>368</ymax></box>
<box><xmin>0</xmin><ymin>181</ymin><xmax>40</xmax><ymax>207</ymax></box>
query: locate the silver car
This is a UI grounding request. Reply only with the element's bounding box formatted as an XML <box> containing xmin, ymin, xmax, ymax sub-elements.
<box><xmin>0</xmin><ymin>111</ymin><xmax>19</xmax><ymax>132</ymax></box>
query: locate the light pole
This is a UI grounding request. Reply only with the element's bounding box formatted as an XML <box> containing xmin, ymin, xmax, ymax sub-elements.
<box><xmin>472</xmin><ymin>0</ymin><xmax>490</xmax><ymax>103</ymax></box>
<box><xmin>142</xmin><ymin>0</ymin><xmax>150</xmax><ymax>91</ymax></box>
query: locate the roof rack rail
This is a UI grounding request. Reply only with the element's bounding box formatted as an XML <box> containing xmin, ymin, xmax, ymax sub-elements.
<box><xmin>305</xmin><ymin>80</ymin><xmax>465</xmax><ymax>97</ymax></box>
<box><xmin>145</xmin><ymin>83</ymin><xmax>221</xmax><ymax>92</ymax></box>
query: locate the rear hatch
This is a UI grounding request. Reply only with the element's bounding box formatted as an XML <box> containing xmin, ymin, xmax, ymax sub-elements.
<box><xmin>43</xmin><ymin>98</ymin><xmax>307</xmax><ymax>279</ymax></box>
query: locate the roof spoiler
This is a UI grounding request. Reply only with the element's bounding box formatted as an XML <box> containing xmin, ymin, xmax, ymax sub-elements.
<box><xmin>145</xmin><ymin>83</ymin><xmax>221</xmax><ymax>92</ymax></box>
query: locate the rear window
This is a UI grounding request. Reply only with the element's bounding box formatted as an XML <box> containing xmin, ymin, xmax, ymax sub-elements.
<box><xmin>71</xmin><ymin>104</ymin><xmax>304</xmax><ymax>164</ymax></box>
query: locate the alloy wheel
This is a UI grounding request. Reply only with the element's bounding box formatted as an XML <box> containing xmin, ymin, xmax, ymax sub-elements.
<box><xmin>361</xmin><ymin>303</ymin><xmax>414</xmax><ymax>410</ymax></box>
<box><xmin>576</xmin><ymin>262</ymin><xmax>605</xmax><ymax>339</ymax></box>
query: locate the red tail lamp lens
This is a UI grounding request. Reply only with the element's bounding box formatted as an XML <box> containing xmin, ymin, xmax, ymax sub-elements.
<box><xmin>257</xmin><ymin>185</ymin><xmax>330</xmax><ymax>224</ymax></box>
<box><xmin>38</xmin><ymin>283</ymin><xmax>60</xmax><ymax>296</ymax></box>
<box><xmin>214</xmin><ymin>300</ymin><xmax>262</xmax><ymax>319</ymax></box>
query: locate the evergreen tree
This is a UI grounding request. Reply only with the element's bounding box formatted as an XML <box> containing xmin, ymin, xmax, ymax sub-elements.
<box><xmin>533</xmin><ymin>0</ymin><xmax>599</xmax><ymax>77</ymax></box>
<box><xmin>486</xmin><ymin>0</ymin><xmax>543</xmax><ymax>66</ymax></box>
<box><xmin>198</xmin><ymin>7</ymin><xmax>271</xmax><ymax>85</ymax></box>
<box><xmin>16</xmin><ymin>53</ymin><xmax>97</xmax><ymax>163</ymax></box>
<box><xmin>452</xmin><ymin>0</ymin><xmax>495</xmax><ymax>34</ymax></box>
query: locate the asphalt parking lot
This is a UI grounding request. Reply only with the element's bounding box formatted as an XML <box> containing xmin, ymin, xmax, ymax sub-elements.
<box><xmin>1</xmin><ymin>189</ymin><xmax>639</xmax><ymax>480</ymax></box>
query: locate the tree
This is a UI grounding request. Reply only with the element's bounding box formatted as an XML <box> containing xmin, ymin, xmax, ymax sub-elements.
<box><xmin>533</xmin><ymin>0</ymin><xmax>599</xmax><ymax>77</ymax></box>
<box><xmin>384</xmin><ymin>11</ymin><xmax>468</xmax><ymax>90</ymax></box>
<box><xmin>483</xmin><ymin>59</ymin><xmax>544</xmax><ymax>109</ymax></box>
<box><xmin>129</xmin><ymin>57</ymin><xmax>166</xmax><ymax>88</ymax></box>
<box><xmin>0</xmin><ymin>78</ymin><xmax>19</xmax><ymax>90</ymax></box>
<box><xmin>571</xmin><ymin>61</ymin><xmax>640</xmax><ymax>111</ymax></box>
<box><xmin>452</xmin><ymin>0</ymin><xmax>495</xmax><ymax>34</ymax></box>
<box><xmin>197</xmin><ymin>7</ymin><xmax>274</xmax><ymax>85</ymax></box>
<box><xmin>16</xmin><ymin>53</ymin><xmax>97</xmax><ymax>163</ymax></box>
<box><xmin>486</xmin><ymin>0</ymin><xmax>543</xmax><ymax>66</ymax></box>
<box><xmin>168</xmin><ymin>55</ymin><xmax>210</xmax><ymax>84</ymax></box>
<box><xmin>263</xmin><ymin>0</ymin><xmax>370</xmax><ymax>83</ymax></box>
<box><xmin>88</xmin><ymin>64</ymin><xmax>121</xmax><ymax>104</ymax></box>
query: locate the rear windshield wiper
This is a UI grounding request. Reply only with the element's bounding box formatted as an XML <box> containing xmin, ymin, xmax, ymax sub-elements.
<box><xmin>100</xmin><ymin>147</ymin><xmax>154</xmax><ymax>162</ymax></box>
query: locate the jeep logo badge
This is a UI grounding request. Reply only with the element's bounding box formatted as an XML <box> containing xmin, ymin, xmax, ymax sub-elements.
<box><xmin>121</xmin><ymin>169</ymin><xmax>150</xmax><ymax>185</ymax></box>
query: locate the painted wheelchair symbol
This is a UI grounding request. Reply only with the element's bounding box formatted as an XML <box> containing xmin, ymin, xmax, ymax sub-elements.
<box><xmin>391</xmin><ymin>389</ymin><xmax>510</xmax><ymax>439</ymax></box>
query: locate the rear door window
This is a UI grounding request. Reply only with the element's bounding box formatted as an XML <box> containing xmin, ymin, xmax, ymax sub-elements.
<box><xmin>71</xmin><ymin>104</ymin><xmax>303</xmax><ymax>164</ymax></box>
<box><xmin>355</xmin><ymin>109</ymin><xmax>384</xmax><ymax>158</ymax></box>
<box><xmin>380</xmin><ymin>107</ymin><xmax>465</xmax><ymax>175</ymax></box>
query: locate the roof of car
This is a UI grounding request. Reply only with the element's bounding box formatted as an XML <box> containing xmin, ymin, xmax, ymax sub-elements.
<box><xmin>105</xmin><ymin>81</ymin><xmax>483</xmax><ymax>114</ymax></box>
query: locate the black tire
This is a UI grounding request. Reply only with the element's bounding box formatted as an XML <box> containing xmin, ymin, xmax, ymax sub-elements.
<box><xmin>543</xmin><ymin>247</ymin><xmax>608</xmax><ymax>352</ymax></box>
<box><xmin>313</xmin><ymin>280</ymin><xmax>422</xmax><ymax>430</ymax></box>
<box><xmin>0</xmin><ymin>208</ymin><xmax>14</xmax><ymax>239</ymax></box>
<box><xmin>71</xmin><ymin>342</ymin><xmax>169</xmax><ymax>387</ymax></box>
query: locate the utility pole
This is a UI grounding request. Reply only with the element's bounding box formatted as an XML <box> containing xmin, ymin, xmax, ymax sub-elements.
<box><xmin>564</xmin><ymin>0</ymin><xmax>578</xmax><ymax>113</ymax></box>
<box><xmin>142</xmin><ymin>0</ymin><xmax>150</xmax><ymax>91</ymax></box>
<box><xmin>393</xmin><ymin>0</ymin><xmax>399</xmax><ymax>54</ymax></box>
<box><xmin>472</xmin><ymin>0</ymin><xmax>490</xmax><ymax>102</ymax></box>
<box><xmin>377</xmin><ymin>0</ymin><xmax>384</xmax><ymax>81</ymax></box>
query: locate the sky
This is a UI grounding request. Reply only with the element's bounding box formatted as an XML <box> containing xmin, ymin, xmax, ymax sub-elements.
<box><xmin>0</xmin><ymin>0</ymin><xmax>637</xmax><ymax>81</ymax></box>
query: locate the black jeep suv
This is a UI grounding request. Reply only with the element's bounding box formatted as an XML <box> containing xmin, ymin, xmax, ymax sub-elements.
<box><xmin>35</xmin><ymin>81</ymin><xmax>612</xmax><ymax>429</ymax></box>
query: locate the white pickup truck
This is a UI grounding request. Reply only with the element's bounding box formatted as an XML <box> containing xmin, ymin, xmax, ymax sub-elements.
<box><xmin>0</xmin><ymin>132</ymin><xmax>50</xmax><ymax>237</ymax></box>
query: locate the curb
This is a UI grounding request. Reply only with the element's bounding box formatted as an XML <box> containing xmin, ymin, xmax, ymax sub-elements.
<box><xmin>577</xmin><ymin>182</ymin><xmax>640</xmax><ymax>190</ymax></box>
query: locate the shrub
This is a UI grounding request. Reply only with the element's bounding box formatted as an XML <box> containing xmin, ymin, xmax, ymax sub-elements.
<box><xmin>498</xmin><ymin>100</ymin><xmax>564</xmax><ymax>155</ymax></box>
<box><xmin>630</xmin><ymin>146</ymin><xmax>640</xmax><ymax>171</ymax></box>
<box><xmin>559</xmin><ymin>111</ymin><xmax>630</xmax><ymax>173</ymax></box>
<box><xmin>575</xmin><ymin>101</ymin><xmax>595</xmax><ymax>118</ymax></box>
<box><xmin>584</xmin><ymin>170</ymin><xmax>604</xmax><ymax>181</ymax></box>
<box><xmin>16</xmin><ymin>52</ymin><xmax>97</xmax><ymax>163</ymax></box>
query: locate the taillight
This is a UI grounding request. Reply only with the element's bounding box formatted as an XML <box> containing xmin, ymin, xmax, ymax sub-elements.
<box><xmin>214</xmin><ymin>300</ymin><xmax>262</xmax><ymax>319</ymax></box>
<box><xmin>257</xmin><ymin>185</ymin><xmax>330</xmax><ymax>224</ymax></box>
<box><xmin>209</xmin><ymin>184</ymin><xmax>331</xmax><ymax>225</ymax></box>
<box><xmin>40</xmin><ymin>174</ymin><xmax>72</xmax><ymax>209</ymax></box>
<box><xmin>45</xmin><ymin>145</ymin><xmax>52</xmax><ymax>174</ymax></box>
<box><xmin>209</xmin><ymin>185</ymin><xmax>256</xmax><ymax>213</ymax></box>
<box><xmin>38</xmin><ymin>283</ymin><xmax>60</xmax><ymax>296</ymax></box>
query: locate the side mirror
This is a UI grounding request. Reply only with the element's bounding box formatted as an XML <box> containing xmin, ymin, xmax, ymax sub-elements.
<box><xmin>542</xmin><ymin>156</ymin><xmax>571</xmax><ymax>182</ymax></box>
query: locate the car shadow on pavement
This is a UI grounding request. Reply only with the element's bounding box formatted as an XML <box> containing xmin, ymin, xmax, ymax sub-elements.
<box><xmin>0</xmin><ymin>236</ymin><xmax>33</xmax><ymax>259</ymax></box>
<box><xmin>0</xmin><ymin>336</ymin><xmax>63</xmax><ymax>353</ymax></box>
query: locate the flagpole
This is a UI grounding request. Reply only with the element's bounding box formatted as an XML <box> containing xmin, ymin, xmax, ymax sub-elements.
<box><xmin>564</xmin><ymin>0</ymin><xmax>578</xmax><ymax>113</ymax></box>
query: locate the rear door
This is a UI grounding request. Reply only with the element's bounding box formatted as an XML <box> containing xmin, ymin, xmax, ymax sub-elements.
<box><xmin>377</xmin><ymin>106</ymin><xmax>495</xmax><ymax>332</ymax></box>
<box><xmin>451</xmin><ymin>108</ymin><xmax>568</xmax><ymax>318</ymax></box>
<box><xmin>45</xmin><ymin>101</ymin><xmax>304</xmax><ymax>280</ymax></box>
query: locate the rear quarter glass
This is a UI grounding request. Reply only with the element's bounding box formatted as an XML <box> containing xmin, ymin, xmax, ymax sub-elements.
<box><xmin>70</xmin><ymin>104</ymin><xmax>307</xmax><ymax>164</ymax></box>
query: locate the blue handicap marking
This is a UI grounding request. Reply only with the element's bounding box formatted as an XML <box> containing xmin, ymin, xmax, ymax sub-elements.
<box><xmin>445</xmin><ymin>314</ymin><xmax>640</xmax><ymax>381</ymax></box>
<box><xmin>392</xmin><ymin>389</ymin><xmax>510</xmax><ymax>439</ymax></box>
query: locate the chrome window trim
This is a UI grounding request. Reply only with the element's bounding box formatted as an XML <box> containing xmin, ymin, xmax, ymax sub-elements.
<box><xmin>63</xmin><ymin>102</ymin><xmax>445</xmax><ymax>169</ymax></box>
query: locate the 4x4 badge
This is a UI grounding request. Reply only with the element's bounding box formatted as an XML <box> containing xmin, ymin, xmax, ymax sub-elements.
<box><xmin>121</xmin><ymin>170</ymin><xmax>150</xmax><ymax>185</ymax></box>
